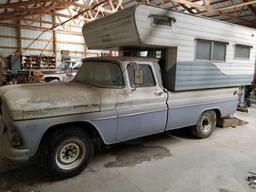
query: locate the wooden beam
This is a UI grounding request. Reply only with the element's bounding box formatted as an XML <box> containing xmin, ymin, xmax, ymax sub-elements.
<box><xmin>243</xmin><ymin>0</ymin><xmax>256</xmax><ymax>15</ymax></box>
<box><xmin>0</xmin><ymin>46</ymin><xmax>17</xmax><ymax>49</ymax></box>
<box><xmin>218</xmin><ymin>0</ymin><xmax>256</xmax><ymax>11</ymax></box>
<box><xmin>52</xmin><ymin>15</ymin><xmax>57</xmax><ymax>57</ymax></box>
<box><xmin>23</xmin><ymin>47</ymin><xmax>54</xmax><ymax>52</ymax></box>
<box><xmin>0</xmin><ymin>35</ymin><xmax>84</xmax><ymax>45</ymax></box>
<box><xmin>0</xmin><ymin>35</ymin><xmax>17</xmax><ymax>39</ymax></box>
<box><xmin>0</xmin><ymin>22</ymin><xmax>83</xmax><ymax>36</ymax></box>
<box><xmin>175</xmin><ymin>0</ymin><xmax>256</xmax><ymax>25</ymax></box>
<box><xmin>16</xmin><ymin>20</ymin><xmax>22</xmax><ymax>54</ymax></box>
<box><xmin>0</xmin><ymin>0</ymin><xmax>65</xmax><ymax>9</ymax></box>
<box><xmin>207</xmin><ymin>7</ymin><xmax>250</xmax><ymax>17</ymax></box>
<box><xmin>0</xmin><ymin>1</ymin><xmax>78</xmax><ymax>21</ymax></box>
<box><xmin>178</xmin><ymin>3</ymin><xmax>195</xmax><ymax>13</ymax></box>
<box><xmin>221</xmin><ymin>13</ymin><xmax>254</xmax><ymax>20</ymax></box>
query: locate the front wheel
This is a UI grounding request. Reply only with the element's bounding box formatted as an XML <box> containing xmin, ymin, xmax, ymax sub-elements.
<box><xmin>41</xmin><ymin>128</ymin><xmax>94</xmax><ymax>179</ymax></box>
<box><xmin>191</xmin><ymin>110</ymin><xmax>217</xmax><ymax>139</ymax></box>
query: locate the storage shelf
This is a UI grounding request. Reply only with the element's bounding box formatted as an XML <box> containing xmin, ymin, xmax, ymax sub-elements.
<box><xmin>22</xmin><ymin>55</ymin><xmax>56</xmax><ymax>70</ymax></box>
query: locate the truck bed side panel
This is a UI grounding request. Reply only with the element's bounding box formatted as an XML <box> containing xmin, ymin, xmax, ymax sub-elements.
<box><xmin>165</xmin><ymin>88</ymin><xmax>238</xmax><ymax>130</ymax></box>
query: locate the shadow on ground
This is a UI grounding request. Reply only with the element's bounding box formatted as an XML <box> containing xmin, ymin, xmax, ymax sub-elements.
<box><xmin>0</xmin><ymin>162</ymin><xmax>47</xmax><ymax>192</ymax></box>
<box><xmin>0</xmin><ymin>130</ymin><xmax>188</xmax><ymax>191</ymax></box>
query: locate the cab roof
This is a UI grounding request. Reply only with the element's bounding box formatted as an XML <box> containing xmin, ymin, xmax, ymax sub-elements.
<box><xmin>82</xmin><ymin>56</ymin><xmax>159</xmax><ymax>63</ymax></box>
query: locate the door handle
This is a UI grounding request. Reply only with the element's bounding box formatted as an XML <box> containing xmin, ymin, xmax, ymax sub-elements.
<box><xmin>154</xmin><ymin>91</ymin><xmax>163</xmax><ymax>96</ymax></box>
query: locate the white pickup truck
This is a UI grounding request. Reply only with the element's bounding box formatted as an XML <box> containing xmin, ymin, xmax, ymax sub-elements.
<box><xmin>0</xmin><ymin>56</ymin><xmax>238</xmax><ymax>179</ymax></box>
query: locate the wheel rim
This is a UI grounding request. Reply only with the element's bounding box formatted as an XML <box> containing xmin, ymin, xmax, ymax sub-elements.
<box><xmin>200</xmin><ymin>115</ymin><xmax>212</xmax><ymax>134</ymax></box>
<box><xmin>55</xmin><ymin>139</ymin><xmax>86</xmax><ymax>170</ymax></box>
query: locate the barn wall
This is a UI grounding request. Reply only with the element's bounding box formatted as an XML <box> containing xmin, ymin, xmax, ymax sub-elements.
<box><xmin>0</xmin><ymin>14</ymin><xmax>109</xmax><ymax>67</ymax></box>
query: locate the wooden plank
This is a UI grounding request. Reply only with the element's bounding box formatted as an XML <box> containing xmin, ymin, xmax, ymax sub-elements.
<box><xmin>243</xmin><ymin>0</ymin><xmax>256</xmax><ymax>15</ymax></box>
<box><xmin>0</xmin><ymin>22</ymin><xmax>83</xmax><ymax>36</ymax></box>
<box><xmin>218</xmin><ymin>0</ymin><xmax>256</xmax><ymax>11</ymax></box>
<box><xmin>52</xmin><ymin>15</ymin><xmax>57</xmax><ymax>56</ymax></box>
<box><xmin>57</xmin><ymin>41</ymin><xmax>85</xmax><ymax>45</ymax></box>
<box><xmin>56</xmin><ymin>30</ymin><xmax>83</xmax><ymax>36</ymax></box>
<box><xmin>178</xmin><ymin>3</ymin><xmax>195</xmax><ymax>13</ymax></box>
<box><xmin>174</xmin><ymin>0</ymin><xmax>256</xmax><ymax>25</ymax></box>
<box><xmin>0</xmin><ymin>0</ymin><xmax>63</xmax><ymax>9</ymax></box>
<box><xmin>23</xmin><ymin>47</ymin><xmax>54</xmax><ymax>52</ymax></box>
<box><xmin>16</xmin><ymin>21</ymin><xmax>22</xmax><ymax>54</ymax></box>
<box><xmin>0</xmin><ymin>45</ymin><xmax>17</xmax><ymax>49</ymax></box>
<box><xmin>0</xmin><ymin>35</ymin><xmax>17</xmax><ymax>39</ymax></box>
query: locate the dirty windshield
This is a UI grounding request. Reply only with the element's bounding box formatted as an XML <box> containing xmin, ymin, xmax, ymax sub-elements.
<box><xmin>73</xmin><ymin>61</ymin><xmax>124</xmax><ymax>87</ymax></box>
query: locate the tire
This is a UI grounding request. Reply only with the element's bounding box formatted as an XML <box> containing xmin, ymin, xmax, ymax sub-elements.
<box><xmin>191</xmin><ymin>110</ymin><xmax>217</xmax><ymax>139</ymax></box>
<box><xmin>41</xmin><ymin>128</ymin><xmax>94</xmax><ymax>179</ymax></box>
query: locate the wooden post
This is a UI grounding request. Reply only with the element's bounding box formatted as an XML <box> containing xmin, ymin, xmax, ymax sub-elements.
<box><xmin>52</xmin><ymin>15</ymin><xmax>57</xmax><ymax>59</ymax></box>
<box><xmin>16</xmin><ymin>20</ymin><xmax>22</xmax><ymax>55</ymax></box>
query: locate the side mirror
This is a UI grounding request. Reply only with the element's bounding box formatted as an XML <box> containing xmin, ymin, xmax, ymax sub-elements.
<box><xmin>134</xmin><ymin>69</ymin><xmax>144</xmax><ymax>85</ymax></box>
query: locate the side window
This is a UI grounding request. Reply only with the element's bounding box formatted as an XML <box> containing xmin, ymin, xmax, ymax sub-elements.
<box><xmin>212</xmin><ymin>42</ymin><xmax>226</xmax><ymax>61</ymax></box>
<box><xmin>127</xmin><ymin>63</ymin><xmax>156</xmax><ymax>87</ymax></box>
<box><xmin>196</xmin><ymin>40</ymin><xmax>211</xmax><ymax>60</ymax></box>
<box><xmin>196</xmin><ymin>39</ymin><xmax>227</xmax><ymax>61</ymax></box>
<box><xmin>234</xmin><ymin>44</ymin><xmax>251</xmax><ymax>59</ymax></box>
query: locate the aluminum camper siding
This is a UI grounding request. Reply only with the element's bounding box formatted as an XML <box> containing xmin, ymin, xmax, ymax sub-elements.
<box><xmin>134</xmin><ymin>5</ymin><xmax>256</xmax><ymax>90</ymax></box>
<box><xmin>83</xmin><ymin>6</ymin><xmax>140</xmax><ymax>49</ymax></box>
<box><xmin>83</xmin><ymin>4</ymin><xmax>256</xmax><ymax>91</ymax></box>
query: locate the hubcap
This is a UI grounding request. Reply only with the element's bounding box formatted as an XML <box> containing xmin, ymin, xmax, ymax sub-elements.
<box><xmin>200</xmin><ymin>116</ymin><xmax>212</xmax><ymax>134</ymax></box>
<box><xmin>55</xmin><ymin>139</ymin><xmax>86</xmax><ymax>170</ymax></box>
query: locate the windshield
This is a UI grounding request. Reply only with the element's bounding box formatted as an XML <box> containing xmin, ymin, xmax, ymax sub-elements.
<box><xmin>57</xmin><ymin>61</ymin><xmax>82</xmax><ymax>70</ymax></box>
<box><xmin>73</xmin><ymin>61</ymin><xmax>124</xmax><ymax>87</ymax></box>
<box><xmin>72</xmin><ymin>61</ymin><xmax>82</xmax><ymax>70</ymax></box>
<box><xmin>57</xmin><ymin>62</ymin><xmax>70</xmax><ymax>70</ymax></box>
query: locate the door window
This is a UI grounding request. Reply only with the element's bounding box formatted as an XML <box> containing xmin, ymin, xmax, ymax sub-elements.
<box><xmin>127</xmin><ymin>63</ymin><xmax>156</xmax><ymax>87</ymax></box>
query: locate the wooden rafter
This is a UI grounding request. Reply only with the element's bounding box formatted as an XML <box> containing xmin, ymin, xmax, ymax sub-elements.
<box><xmin>218</xmin><ymin>0</ymin><xmax>256</xmax><ymax>11</ymax></box>
<box><xmin>178</xmin><ymin>3</ymin><xmax>195</xmax><ymax>13</ymax></box>
<box><xmin>176</xmin><ymin>0</ymin><xmax>256</xmax><ymax>25</ymax></box>
<box><xmin>243</xmin><ymin>0</ymin><xmax>256</xmax><ymax>15</ymax></box>
<box><xmin>0</xmin><ymin>0</ymin><xmax>255</xmax><ymax>29</ymax></box>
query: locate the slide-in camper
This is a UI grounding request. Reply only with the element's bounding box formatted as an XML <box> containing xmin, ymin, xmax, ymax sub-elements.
<box><xmin>83</xmin><ymin>4</ymin><xmax>256</xmax><ymax>91</ymax></box>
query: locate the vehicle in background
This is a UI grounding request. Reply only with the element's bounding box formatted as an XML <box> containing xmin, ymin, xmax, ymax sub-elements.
<box><xmin>42</xmin><ymin>61</ymin><xmax>82</xmax><ymax>82</ymax></box>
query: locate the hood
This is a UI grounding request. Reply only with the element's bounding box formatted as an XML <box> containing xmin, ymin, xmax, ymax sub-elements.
<box><xmin>40</xmin><ymin>69</ymin><xmax>64</xmax><ymax>75</ymax></box>
<box><xmin>0</xmin><ymin>82</ymin><xmax>100</xmax><ymax>120</ymax></box>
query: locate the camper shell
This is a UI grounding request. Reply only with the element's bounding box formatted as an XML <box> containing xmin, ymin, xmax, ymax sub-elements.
<box><xmin>83</xmin><ymin>4</ymin><xmax>256</xmax><ymax>91</ymax></box>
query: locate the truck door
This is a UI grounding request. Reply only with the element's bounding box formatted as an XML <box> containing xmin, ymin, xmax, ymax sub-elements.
<box><xmin>116</xmin><ymin>62</ymin><xmax>168</xmax><ymax>141</ymax></box>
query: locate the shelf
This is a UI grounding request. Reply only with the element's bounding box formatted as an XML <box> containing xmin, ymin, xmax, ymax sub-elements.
<box><xmin>22</xmin><ymin>55</ymin><xmax>56</xmax><ymax>70</ymax></box>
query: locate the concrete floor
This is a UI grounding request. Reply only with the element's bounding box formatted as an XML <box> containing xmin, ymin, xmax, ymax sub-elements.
<box><xmin>0</xmin><ymin>106</ymin><xmax>256</xmax><ymax>192</ymax></box>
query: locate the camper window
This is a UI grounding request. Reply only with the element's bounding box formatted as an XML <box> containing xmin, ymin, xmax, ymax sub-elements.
<box><xmin>196</xmin><ymin>40</ymin><xmax>211</xmax><ymax>60</ymax></box>
<box><xmin>196</xmin><ymin>39</ymin><xmax>226</xmax><ymax>61</ymax></box>
<box><xmin>127</xmin><ymin>63</ymin><xmax>156</xmax><ymax>88</ymax></box>
<box><xmin>212</xmin><ymin>42</ymin><xmax>226</xmax><ymax>61</ymax></box>
<box><xmin>234</xmin><ymin>44</ymin><xmax>250</xmax><ymax>59</ymax></box>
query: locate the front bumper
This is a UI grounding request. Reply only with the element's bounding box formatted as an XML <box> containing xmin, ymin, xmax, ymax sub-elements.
<box><xmin>0</xmin><ymin>119</ymin><xmax>30</xmax><ymax>163</ymax></box>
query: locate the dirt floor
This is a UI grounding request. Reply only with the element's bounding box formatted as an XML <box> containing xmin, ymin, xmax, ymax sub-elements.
<box><xmin>0</xmin><ymin>105</ymin><xmax>256</xmax><ymax>192</ymax></box>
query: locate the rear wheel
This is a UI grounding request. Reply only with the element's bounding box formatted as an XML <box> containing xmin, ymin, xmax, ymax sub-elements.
<box><xmin>41</xmin><ymin>128</ymin><xmax>94</xmax><ymax>179</ymax></box>
<box><xmin>191</xmin><ymin>110</ymin><xmax>217</xmax><ymax>139</ymax></box>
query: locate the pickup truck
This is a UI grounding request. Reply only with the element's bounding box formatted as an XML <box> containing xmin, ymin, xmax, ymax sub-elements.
<box><xmin>42</xmin><ymin>61</ymin><xmax>82</xmax><ymax>82</ymax></box>
<box><xmin>0</xmin><ymin>56</ymin><xmax>238</xmax><ymax>179</ymax></box>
